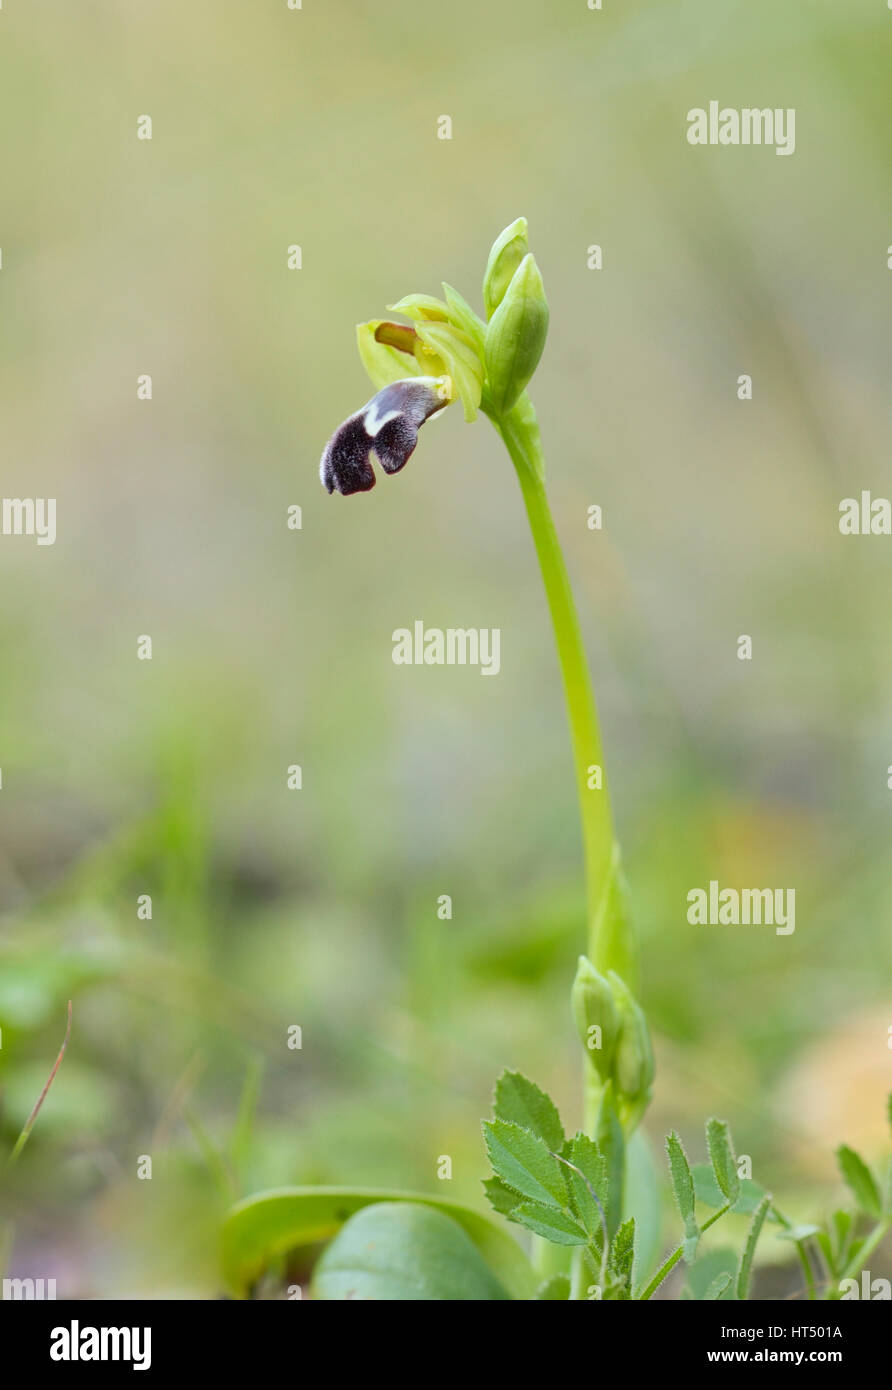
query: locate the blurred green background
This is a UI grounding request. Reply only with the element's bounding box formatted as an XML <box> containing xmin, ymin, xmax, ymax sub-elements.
<box><xmin>0</xmin><ymin>0</ymin><xmax>890</xmax><ymax>1296</ymax></box>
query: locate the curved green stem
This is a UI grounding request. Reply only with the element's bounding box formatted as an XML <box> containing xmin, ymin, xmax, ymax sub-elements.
<box><xmin>491</xmin><ymin>397</ymin><xmax>635</xmax><ymax>983</ymax></box>
<box><xmin>637</xmin><ymin>1202</ymin><xmax>732</xmax><ymax>1301</ymax></box>
<box><xmin>490</xmin><ymin>394</ymin><xmax>637</xmax><ymax>1143</ymax></box>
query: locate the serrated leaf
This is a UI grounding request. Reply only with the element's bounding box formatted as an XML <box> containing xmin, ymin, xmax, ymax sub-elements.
<box><xmin>535</xmin><ymin>1273</ymin><xmax>571</xmax><ymax>1300</ymax></box>
<box><xmin>482</xmin><ymin>1119</ymin><xmax>567</xmax><ymax>1209</ymax></box>
<box><xmin>836</xmin><ymin>1144</ymin><xmax>882</xmax><ymax>1219</ymax></box>
<box><xmin>736</xmin><ymin>1194</ymin><xmax>771</xmax><ymax>1300</ymax></box>
<box><xmin>706</xmin><ymin>1118</ymin><xmax>740</xmax><ymax>1206</ymax></box>
<box><xmin>482</xmin><ymin>1176</ymin><xmax>522</xmax><ymax>1217</ymax></box>
<box><xmin>666</xmin><ymin>1132</ymin><xmax>699</xmax><ymax>1264</ymax></box>
<box><xmin>560</xmin><ymin>1134</ymin><xmax>608</xmax><ymax>1241</ymax></box>
<box><xmin>703</xmin><ymin>1273</ymin><xmax>733</xmax><ymax>1300</ymax></box>
<box><xmin>493</xmin><ymin>1070</ymin><xmax>565</xmax><ymax>1152</ymax></box>
<box><xmin>693</xmin><ymin>1164</ymin><xmax>769</xmax><ymax>1217</ymax></box>
<box><xmin>511</xmin><ymin>1201</ymin><xmax>588</xmax><ymax>1246</ymax></box>
<box><xmin>596</xmin><ymin>1082</ymin><xmax>625</xmax><ymax>1240</ymax></box>
<box><xmin>610</xmin><ymin>1217</ymin><xmax>636</xmax><ymax>1291</ymax></box>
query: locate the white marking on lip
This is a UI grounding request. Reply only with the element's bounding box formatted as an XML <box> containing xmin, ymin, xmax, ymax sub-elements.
<box><xmin>364</xmin><ymin>404</ymin><xmax>401</xmax><ymax>437</ymax></box>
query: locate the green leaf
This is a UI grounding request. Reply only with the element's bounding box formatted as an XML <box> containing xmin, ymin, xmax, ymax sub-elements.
<box><xmin>692</xmin><ymin>1164</ymin><xmax>768</xmax><ymax>1216</ymax></box>
<box><xmin>706</xmin><ymin>1118</ymin><xmax>740</xmax><ymax>1206</ymax></box>
<box><xmin>610</xmin><ymin>1217</ymin><xmax>636</xmax><ymax>1293</ymax></box>
<box><xmin>832</xmin><ymin>1207</ymin><xmax>853</xmax><ymax>1262</ymax></box>
<box><xmin>776</xmin><ymin>1223</ymin><xmax>821</xmax><ymax>1243</ymax></box>
<box><xmin>666</xmin><ymin>1132</ymin><xmax>699</xmax><ymax>1264</ymax></box>
<box><xmin>596</xmin><ymin>1083</ymin><xmax>625</xmax><ymax>1240</ymax></box>
<box><xmin>703</xmin><ymin>1273</ymin><xmax>733</xmax><ymax>1300</ymax></box>
<box><xmin>816</xmin><ymin>1229</ymin><xmax>836</xmax><ymax>1277</ymax></box>
<box><xmin>623</xmin><ymin>1127</ymin><xmax>662</xmax><ymax>1286</ymax></box>
<box><xmin>535</xmin><ymin>1273</ymin><xmax>571</xmax><ymax>1300</ymax></box>
<box><xmin>311</xmin><ymin>1202</ymin><xmax>510</xmax><ymax>1301</ymax></box>
<box><xmin>482</xmin><ymin>1119</ymin><xmax>567</xmax><ymax>1209</ymax></box>
<box><xmin>685</xmin><ymin>1248</ymin><xmax>738</xmax><ymax>1301</ymax></box>
<box><xmin>221</xmin><ymin>1186</ymin><xmax>536</xmax><ymax>1300</ymax></box>
<box><xmin>482</xmin><ymin>1176</ymin><xmax>522</xmax><ymax>1217</ymax></box>
<box><xmin>511</xmin><ymin>1201</ymin><xmax>588</xmax><ymax>1246</ymax></box>
<box><xmin>836</xmin><ymin>1144</ymin><xmax>883</xmax><ymax>1219</ymax></box>
<box><xmin>492</xmin><ymin>1070</ymin><xmax>564</xmax><ymax>1152</ymax></box>
<box><xmin>560</xmin><ymin>1134</ymin><xmax>608</xmax><ymax>1241</ymax></box>
<box><xmin>736</xmin><ymin>1195</ymin><xmax>772</xmax><ymax>1300</ymax></box>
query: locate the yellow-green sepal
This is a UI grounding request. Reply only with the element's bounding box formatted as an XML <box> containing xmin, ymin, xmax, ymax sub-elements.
<box><xmin>415</xmin><ymin>321</ymin><xmax>484</xmax><ymax>421</ymax></box>
<box><xmin>442</xmin><ymin>282</ymin><xmax>486</xmax><ymax>353</ymax></box>
<box><xmin>387</xmin><ymin>293</ymin><xmax>450</xmax><ymax>323</ymax></box>
<box><xmin>356</xmin><ymin>320</ymin><xmax>424</xmax><ymax>390</ymax></box>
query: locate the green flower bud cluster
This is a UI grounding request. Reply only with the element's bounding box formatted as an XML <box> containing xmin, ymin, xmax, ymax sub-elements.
<box><xmin>571</xmin><ymin>955</ymin><xmax>654</xmax><ymax>1132</ymax></box>
<box><xmin>481</xmin><ymin>218</ymin><xmax>549</xmax><ymax>416</ymax></box>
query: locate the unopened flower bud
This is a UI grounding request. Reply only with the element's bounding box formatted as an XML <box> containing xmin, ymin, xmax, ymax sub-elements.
<box><xmin>607</xmin><ymin>970</ymin><xmax>654</xmax><ymax>1117</ymax></box>
<box><xmin>571</xmin><ymin>955</ymin><xmax>620</xmax><ymax>1082</ymax></box>
<box><xmin>483</xmin><ymin>253</ymin><xmax>549</xmax><ymax>417</ymax></box>
<box><xmin>482</xmin><ymin>217</ymin><xmax>529</xmax><ymax>319</ymax></box>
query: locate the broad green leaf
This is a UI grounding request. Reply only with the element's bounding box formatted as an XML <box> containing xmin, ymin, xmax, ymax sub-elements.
<box><xmin>535</xmin><ymin>1273</ymin><xmax>571</xmax><ymax>1300</ymax></box>
<box><xmin>706</xmin><ymin>1118</ymin><xmax>740</xmax><ymax>1206</ymax></box>
<box><xmin>483</xmin><ymin>1119</ymin><xmax>567</xmax><ymax>1209</ymax></box>
<box><xmin>311</xmin><ymin>1202</ymin><xmax>510</xmax><ymax>1301</ymax></box>
<box><xmin>836</xmin><ymin>1144</ymin><xmax>882</xmax><ymax>1219</ymax></box>
<box><xmin>221</xmin><ymin>1186</ymin><xmax>535</xmax><ymax>1300</ymax></box>
<box><xmin>482</xmin><ymin>1176</ymin><xmax>522</xmax><ymax>1217</ymax></box>
<box><xmin>493</xmin><ymin>1070</ymin><xmax>564</xmax><ymax>1152</ymax></box>
<box><xmin>703</xmin><ymin>1273</ymin><xmax>733</xmax><ymax>1300</ymax></box>
<box><xmin>736</xmin><ymin>1195</ymin><xmax>771</xmax><ymax>1300</ymax></box>
<box><xmin>596</xmin><ymin>1082</ymin><xmax>625</xmax><ymax>1240</ymax></box>
<box><xmin>666</xmin><ymin>1132</ymin><xmax>699</xmax><ymax>1264</ymax></box>
<box><xmin>511</xmin><ymin>1201</ymin><xmax>587</xmax><ymax>1246</ymax></box>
